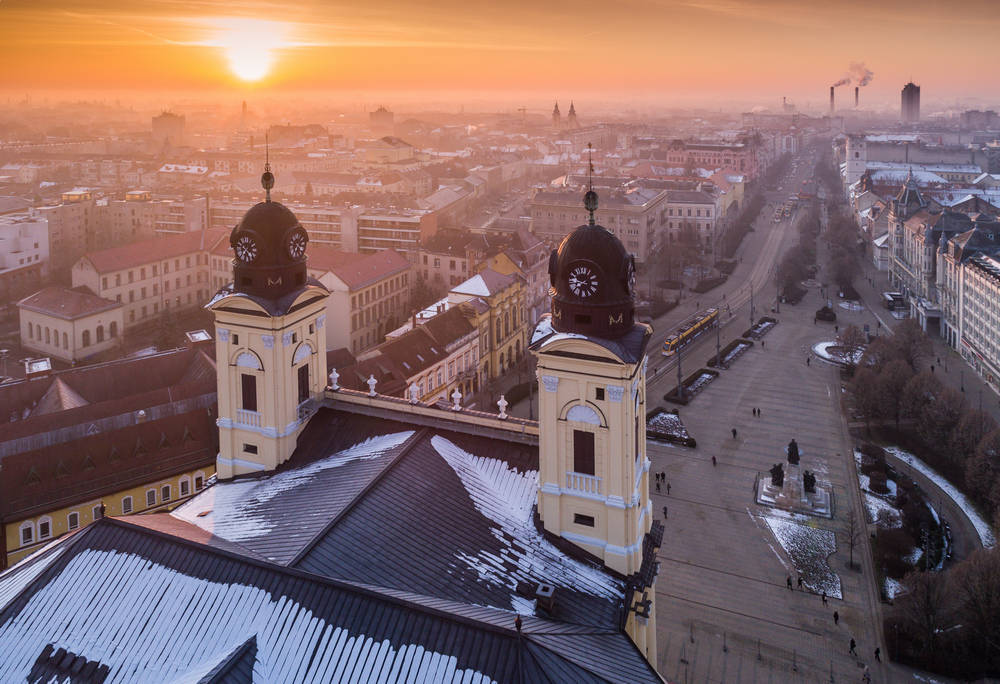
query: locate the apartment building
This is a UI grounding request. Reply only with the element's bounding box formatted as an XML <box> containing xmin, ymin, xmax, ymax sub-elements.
<box><xmin>0</xmin><ymin>212</ymin><xmax>48</xmax><ymax>302</ymax></box>
<box><xmin>306</xmin><ymin>246</ymin><xmax>413</xmax><ymax>354</ymax></box>
<box><xmin>38</xmin><ymin>191</ymin><xmax>97</xmax><ymax>274</ymax></box>
<box><xmin>18</xmin><ymin>286</ymin><xmax>123</xmax><ymax>363</ymax></box>
<box><xmin>529</xmin><ymin>187</ymin><xmax>667</xmax><ymax>262</ymax></box>
<box><xmin>71</xmin><ymin>228</ymin><xmax>227</xmax><ymax>331</ymax></box>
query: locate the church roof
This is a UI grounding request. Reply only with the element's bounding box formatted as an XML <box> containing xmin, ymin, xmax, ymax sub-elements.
<box><xmin>0</xmin><ymin>404</ymin><xmax>661</xmax><ymax>683</ymax></box>
<box><xmin>0</xmin><ymin>516</ymin><xmax>659</xmax><ymax>683</ymax></box>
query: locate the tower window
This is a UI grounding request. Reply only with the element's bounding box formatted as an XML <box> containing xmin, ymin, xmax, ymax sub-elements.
<box><xmin>243</xmin><ymin>444</ymin><xmax>259</xmax><ymax>455</ymax></box>
<box><xmin>241</xmin><ymin>374</ymin><xmax>258</xmax><ymax>412</ymax></box>
<box><xmin>573</xmin><ymin>513</ymin><xmax>595</xmax><ymax>527</ymax></box>
<box><xmin>573</xmin><ymin>430</ymin><xmax>595</xmax><ymax>476</ymax></box>
<box><xmin>232</xmin><ymin>334</ymin><xmax>239</xmax><ymax>345</ymax></box>
<box><xmin>595</xmin><ymin>387</ymin><xmax>605</xmax><ymax>401</ymax></box>
<box><xmin>298</xmin><ymin>364</ymin><xmax>310</xmax><ymax>403</ymax></box>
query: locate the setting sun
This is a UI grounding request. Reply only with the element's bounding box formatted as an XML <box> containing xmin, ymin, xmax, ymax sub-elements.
<box><xmin>217</xmin><ymin>19</ymin><xmax>286</xmax><ymax>82</ymax></box>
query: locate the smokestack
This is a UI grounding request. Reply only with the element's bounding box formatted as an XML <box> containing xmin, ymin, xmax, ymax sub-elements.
<box><xmin>830</xmin><ymin>86</ymin><xmax>835</xmax><ymax>114</ymax></box>
<box><xmin>855</xmin><ymin>87</ymin><xmax>859</xmax><ymax>108</ymax></box>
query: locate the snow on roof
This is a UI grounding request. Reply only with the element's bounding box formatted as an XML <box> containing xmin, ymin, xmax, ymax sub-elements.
<box><xmin>0</xmin><ymin>547</ymin><xmax>500</xmax><ymax>683</ymax></box>
<box><xmin>431</xmin><ymin>436</ymin><xmax>622</xmax><ymax>610</ymax></box>
<box><xmin>172</xmin><ymin>431</ymin><xmax>414</xmax><ymax>542</ymax></box>
<box><xmin>885</xmin><ymin>446</ymin><xmax>996</xmax><ymax>548</ymax></box>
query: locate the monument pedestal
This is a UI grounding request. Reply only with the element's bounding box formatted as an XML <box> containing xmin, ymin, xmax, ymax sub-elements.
<box><xmin>756</xmin><ymin>462</ymin><xmax>833</xmax><ymax>518</ymax></box>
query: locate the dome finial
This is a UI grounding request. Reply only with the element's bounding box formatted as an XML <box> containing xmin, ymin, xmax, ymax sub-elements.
<box><xmin>583</xmin><ymin>142</ymin><xmax>597</xmax><ymax>225</ymax></box>
<box><xmin>261</xmin><ymin>131</ymin><xmax>274</xmax><ymax>202</ymax></box>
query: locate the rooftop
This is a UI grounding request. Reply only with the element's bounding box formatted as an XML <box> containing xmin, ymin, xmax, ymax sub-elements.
<box><xmin>81</xmin><ymin>228</ymin><xmax>228</xmax><ymax>274</ymax></box>
<box><xmin>17</xmin><ymin>285</ymin><xmax>120</xmax><ymax>321</ymax></box>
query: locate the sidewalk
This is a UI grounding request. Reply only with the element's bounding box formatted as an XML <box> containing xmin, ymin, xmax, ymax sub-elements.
<box><xmin>848</xmin><ymin>249</ymin><xmax>1000</xmax><ymax>426</ymax></box>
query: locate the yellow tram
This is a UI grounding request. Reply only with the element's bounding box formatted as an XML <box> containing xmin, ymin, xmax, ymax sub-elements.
<box><xmin>662</xmin><ymin>307</ymin><xmax>719</xmax><ymax>357</ymax></box>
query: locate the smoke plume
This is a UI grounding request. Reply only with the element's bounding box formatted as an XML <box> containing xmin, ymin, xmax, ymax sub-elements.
<box><xmin>832</xmin><ymin>76</ymin><xmax>850</xmax><ymax>87</ymax></box>
<box><xmin>850</xmin><ymin>61</ymin><xmax>874</xmax><ymax>87</ymax></box>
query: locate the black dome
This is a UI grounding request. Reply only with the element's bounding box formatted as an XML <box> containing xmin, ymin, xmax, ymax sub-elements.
<box><xmin>229</xmin><ymin>199</ymin><xmax>310</xmax><ymax>300</ymax></box>
<box><xmin>548</xmin><ymin>204</ymin><xmax>636</xmax><ymax>339</ymax></box>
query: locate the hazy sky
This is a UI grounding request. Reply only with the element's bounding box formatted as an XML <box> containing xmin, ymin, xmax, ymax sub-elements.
<box><xmin>1</xmin><ymin>0</ymin><xmax>997</xmax><ymax>106</ymax></box>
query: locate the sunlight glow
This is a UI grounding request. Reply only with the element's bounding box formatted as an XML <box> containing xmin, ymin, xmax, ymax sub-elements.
<box><xmin>217</xmin><ymin>19</ymin><xmax>287</xmax><ymax>82</ymax></box>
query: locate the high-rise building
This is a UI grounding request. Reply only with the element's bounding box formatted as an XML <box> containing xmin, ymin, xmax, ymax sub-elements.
<box><xmin>901</xmin><ymin>82</ymin><xmax>921</xmax><ymax>123</ymax></box>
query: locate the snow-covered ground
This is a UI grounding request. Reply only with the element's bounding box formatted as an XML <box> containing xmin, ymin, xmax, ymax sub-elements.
<box><xmin>723</xmin><ymin>341</ymin><xmax>751</xmax><ymax>364</ymax></box>
<box><xmin>761</xmin><ymin>510</ymin><xmax>842</xmax><ymax>599</ymax></box>
<box><xmin>688</xmin><ymin>372</ymin><xmax>716</xmax><ymax>393</ymax></box>
<box><xmin>812</xmin><ymin>341</ymin><xmax>864</xmax><ymax>366</ymax></box>
<box><xmin>647</xmin><ymin>411</ymin><xmax>692</xmax><ymax>443</ymax></box>
<box><xmin>886</xmin><ymin>446</ymin><xmax>996</xmax><ymax>549</ymax></box>
<box><xmin>838</xmin><ymin>301</ymin><xmax>864</xmax><ymax>311</ymax></box>
<box><xmin>884</xmin><ymin>577</ymin><xmax>905</xmax><ymax>600</ymax></box>
<box><xmin>854</xmin><ymin>450</ymin><xmax>902</xmax><ymax>528</ymax></box>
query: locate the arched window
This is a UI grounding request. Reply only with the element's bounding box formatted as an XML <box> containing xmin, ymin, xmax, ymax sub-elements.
<box><xmin>82</xmin><ymin>329</ymin><xmax>91</xmax><ymax>347</ymax></box>
<box><xmin>109</xmin><ymin>321</ymin><xmax>118</xmax><ymax>337</ymax></box>
<box><xmin>121</xmin><ymin>496</ymin><xmax>133</xmax><ymax>514</ymax></box>
<box><xmin>179</xmin><ymin>476</ymin><xmax>191</xmax><ymax>498</ymax></box>
<box><xmin>27</xmin><ymin>324</ymin><xmax>32</xmax><ymax>340</ymax></box>
<box><xmin>96</xmin><ymin>325</ymin><xmax>104</xmax><ymax>343</ymax></box>
<box><xmin>504</xmin><ymin>311</ymin><xmax>510</xmax><ymax>337</ymax></box>
<box><xmin>19</xmin><ymin>521</ymin><xmax>34</xmax><ymax>546</ymax></box>
<box><xmin>37</xmin><ymin>516</ymin><xmax>52</xmax><ymax>540</ymax></box>
<box><xmin>67</xmin><ymin>512</ymin><xmax>80</xmax><ymax>530</ymax></box>
<box><xmin>45</xmin><ymin>327</ymin><xmax>50</xmax><ymax>344</ymax></box>
<box><xmin>62</xmin><ymin>332</ymin><xmax>68</xmax><ymax>348</ymax></box>
<box><xmin>495</xmin><ymin>319</ymin><xmax>502</xmax><ymax>345</ymax></box>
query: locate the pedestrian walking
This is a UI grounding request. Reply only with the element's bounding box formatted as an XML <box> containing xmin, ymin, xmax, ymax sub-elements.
<box><xmin>757</xmin><ymin>408</ymin><xmax>762</xmax><ymax>417</ymax></box>
<box><xmin>732</xmin><ymin>428</ymin><xmax>737</xmax><ymax>439</ymax></box>
<box><xmin>656</xmin><ymin>481</ymin><xmax>661</xmax><ymax>493</ymax></box>
<box><xmin>834</xmin><ymin>610</ymin><xmax>839</xmax><ymax>625</ymax></box>
<box><xmin>711</xmin><ymin>455</ymin><xmax>717</xmax><ymax>467</ymax></box>
<box><xmin>849</xmin><ymin>638</ymin><xmax>857</xmax><ymax>656</ymax></box>
<box><xmin>666</xmin><ymin>481</ymin><xmax>671</xmax><ymax>495</ymax></box>
<box><xmin>821</xmin><ymin>591</ymin><xmax>827</xmax><ymax>605</ymax></box>
<box><xmin>786</xmin><ymin>575</ymin><xmax>793</xmax><ymax>590</ymax></box>
<box><xmin>863</xmin><ymin>668</ymin><xmax>871</xmax><ymax>684</ymax></box>
<box><xmin>930</xmin><ymin>365</ymin><xmax>935</xmax><ymax>373</ymax></box>
<box><xmin>663</xmin><ymin>506</ymin><xmax>668</xmax><ymax>519</ymax></box>
<box><xmin>761</xmin><ymin>340</ymin><xmax>765</xmax><ymax>349</ymax></box>
<box><xmin>874</xmin><ymin>647</ymin><xmax>880</xmax><ymax>662</ymax></box>
<box><xmin>806</xmin><ymin>356</ymin><xmax>811</xmax><ymax>366</ymax></box>
<box><xmin>797</xmin><ymin>576</ymin><xmax>803</xmax><ymax>589</ymax></box>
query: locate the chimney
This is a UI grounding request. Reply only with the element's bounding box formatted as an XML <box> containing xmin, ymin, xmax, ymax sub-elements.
<box><xmin>830</xmin><ymin>86</ymin><xmax>835</xmax><ymax>114</ymax></box>
<box><xmin>855</xmin><ymin>87</ymin><xmax>859</xmax><ymax>108</ymax></box>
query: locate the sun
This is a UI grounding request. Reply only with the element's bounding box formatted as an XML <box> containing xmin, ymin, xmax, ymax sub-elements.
<box><xmin>217</xmin><ymin>19</ymin><xmax>286</xmax><ymax>82</ymax></box>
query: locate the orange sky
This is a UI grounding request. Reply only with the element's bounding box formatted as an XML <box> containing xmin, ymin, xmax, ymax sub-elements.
<box><xmin>1</xmin><ymin>0</ymin><xmax>997</xmax><ymax>106</ymax></box>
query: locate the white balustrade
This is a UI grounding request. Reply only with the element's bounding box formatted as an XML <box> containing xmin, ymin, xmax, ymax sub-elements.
<box><xmin>565</xmin><ymin>472</ymin><xmax>602</xmax><ymax>495</ymax></box>
<box><xmin>236</xmin><ymin>409</ymin><xmax>262</xmax><ymax>427</ymax></box>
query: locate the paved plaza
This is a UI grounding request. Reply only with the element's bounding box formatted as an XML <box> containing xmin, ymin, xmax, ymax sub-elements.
<box><xmin>646</xmin><ymin>283</ymin><xmax>897</xmax><ymax>683</ymax></box>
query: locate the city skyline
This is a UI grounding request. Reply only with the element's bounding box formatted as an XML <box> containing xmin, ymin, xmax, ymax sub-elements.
<box><xmin>1</xmin><ymin>0</ymin><xmax>999</xmax><ymax>106</ymax></box>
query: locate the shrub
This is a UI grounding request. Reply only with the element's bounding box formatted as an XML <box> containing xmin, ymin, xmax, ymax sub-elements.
<box><xmin>870</xmin><ymin>470</ymin><xmax>890</xmax><ymax>494</ymax></box>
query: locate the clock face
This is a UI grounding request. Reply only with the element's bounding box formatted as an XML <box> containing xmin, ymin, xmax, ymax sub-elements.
<box><xmin>234</xmin><ymin>235</ymin><xmax>258</xmax><ymax>263</ymax></box>
<box><xmin>287</xmin><ymin>230</ymin><xmax>307</xmax><ymax>259</ymax></box>
<box><xmin>568</xmin><ymin>264</ymin><xmax>599</xmax><ymax>298</ymax></box>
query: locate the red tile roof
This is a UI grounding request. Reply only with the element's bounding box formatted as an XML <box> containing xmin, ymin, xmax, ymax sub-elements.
<box><xmin>81</xmin><ymin>228</ymin><xmax>228</xmax><ymax>274</ymax></box>
<box><xmin>309</xmin><ymin>247</ymin><xmax>410</xmax><ymax>290</ymax></box>
<box><xmin>18</xmin><ymin>285</ymin><xmax>120</xmax><ymax>320</ymax></box>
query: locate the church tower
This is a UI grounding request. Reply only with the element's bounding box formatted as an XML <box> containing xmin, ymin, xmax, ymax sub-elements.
<box><xmin>209</xmin><ymin>162</ymin><xmax>330</xmax><ymax>478</ymax></box>
<box><xmin>567</xmin><ymin>101</ymin><xmax>578</xmax><ymax>128</ymax></box>
<box><xmin>529</xmin><ymin>188</ymin><xmax>660</xmax><ymax>660</ymax></box>
<box><xmin>552</xmin><ymin>102</ymin><xmax>561</xmax><ymax>128</ymax></box>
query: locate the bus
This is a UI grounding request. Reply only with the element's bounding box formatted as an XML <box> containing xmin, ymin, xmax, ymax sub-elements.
<box><xmin>662</xmin><ymin>308</ymin><xmax>719</xmax><ymax>357</ymax></box>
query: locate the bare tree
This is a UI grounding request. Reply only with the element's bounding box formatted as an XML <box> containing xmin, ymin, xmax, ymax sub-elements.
<box><xmin>950</xmin><ymin>549</ymin><xmax>1000</xmax><ymax>668</ymax></box>
<box><xmin>892</xmin><ymin>319</ymin><xmax>933</xmax><ymax>371</ymax></box>
<box><xmin>901</xmin><ymin>372</ymin><xmax>942</xmax><ymax>424</ymax></box>
<box><xmin>860</xmin><ymin>335</ymin><xmax>897</xmax><ymax>373</ymax></box>
<box><xmin>899</xmin><ymin>569</ymin><xmax>951</xmax><ymax>649</ymax></box>
<box><xmin>850</xmin><ymin>367</ymin><xmax>880</xmax><ymax>431</ymax></box>
<box><xmin>877</xmin><ymin>360</ymin><xmax>915</xmax><ymax>430</ymax></box>
<box><xmin>917</xmin><ymin>384</ymin><xmax>964</xmax><ymax>455</ymax></box>
<box><xmin>846</xmin><ymin>508</ymin><xmax>863</xmax><ymax>570</ymax></box>
<box><xmin>948</xmin><ymin>408</ymin><xmax>996</xmax><ymax>471</ymax></box>
<box><xmin>836</xmin><ymin>325</ymin><xmax>867</xmax><ymax>370</ymax></box>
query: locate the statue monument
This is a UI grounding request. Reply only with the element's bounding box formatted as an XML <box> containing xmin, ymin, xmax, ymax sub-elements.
<box><xmin>755</xmin><ymin>438</ymin><xmax>832</xmax><ymax>518</ymax></box>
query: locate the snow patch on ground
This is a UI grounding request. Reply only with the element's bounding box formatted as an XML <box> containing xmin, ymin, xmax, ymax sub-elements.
<box><xmin>864</xmin><ymin>492</ymin><xmax>902</xmax><ymax>528</ymax></box>
<box><xmin>173</xmin><ymin>431</ymin><xmax>414</xmax><ymax>541</ymax></box>
<box><xmin>688</xmin><ymin>372</ymin><xmax>715</xmax><ymax>393</ymax></box>
<box><xmin>647</xmin><ymin>411</ymin><xmax>691</xmax><ymax>443</ymax></box>
<box><xmin>723</xmin><ymin>341</ymin><xmax>751</xmax><ymax>364</ymax></box>
<box><xmin>812</xmin><ymin>341</ymin><xmax>863</xmax><ymax>366</ymax></box>
<box><xmin>838</xmin><ymin>301</ymin><xmax>864</xmax><ymax>311</ymax></box>
<box><xmin>884</xmin><ymin>577</ymin><xmax>905</xmax><ymax>600</ymax></box>
<box><xmin>885</xmin><ymin>446</ymin><xmax>996</xmax><ymax>548</ymax></box>
<box><xmin>431</xmin><ymin>435</ymin><xmax>623</xmax><ymax>609</ymax></box>
<box><xmin>762</xmin><ymin>514</ymin><xmax>842</xmax><ymax>599</ymax></box>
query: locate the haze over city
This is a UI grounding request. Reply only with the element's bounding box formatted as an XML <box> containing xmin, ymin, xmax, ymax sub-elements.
<box><xmin>1</xmin><ymin>2</ymin><xmax>1000</xmax><ymax>683</ymax></box>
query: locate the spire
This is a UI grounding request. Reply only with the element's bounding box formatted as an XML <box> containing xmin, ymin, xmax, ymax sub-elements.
<box><xmin>261</xmin><ymin>132</ymin><xmax>274</xmax><ymax>202</ymax></box>
<box><xmin>584</xmin><ymin>142</ymin><xmax>598</xmax><ymax>226</ymax></box>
